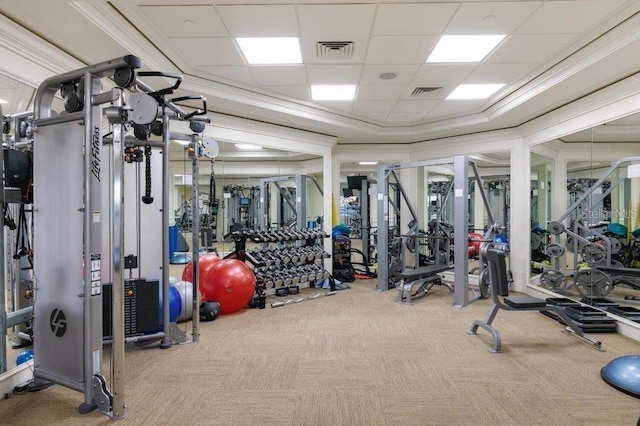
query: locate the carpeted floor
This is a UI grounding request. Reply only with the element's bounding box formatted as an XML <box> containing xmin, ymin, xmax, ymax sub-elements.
<box><xmin>1</xmin><ymin>279</ymin><xmax>639</xmax><ymax>425</ymax></box>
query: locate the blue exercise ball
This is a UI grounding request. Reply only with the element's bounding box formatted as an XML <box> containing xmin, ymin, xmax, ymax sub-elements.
<box><xmin>158</xmin><ymin>283</ymin><xmax>182</xmax><ymax>325</ymax></box>
<box><xmin>16</xmin><ymin>350</ymin><xmax>34</xmax><ymax>366</ymax></box>
<box><xmin>494</xmin><ymin>234</ymin><xmax>509</xmax><ymax>244</ymax></box>
<box><xmin>601</xmin><ymin>355</ymin><xmax>640</xmax><ymax>399</ymax></box>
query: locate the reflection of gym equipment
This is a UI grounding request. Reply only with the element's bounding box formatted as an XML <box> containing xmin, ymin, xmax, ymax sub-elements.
<box><xmin>223</xmin><ymin>184</ymin><xmax>260</xmax><ymax>232</ymax></box>
<box><xmin>259</xmin><ymin>175</ymin><xmax>323</xmax><ymax>230</ymax></box>
<box><xmin>377</xmin><ymin>156</ymin><xmax>501</xmax><ymax>308</ymax></box>
<box><xmin>342</xmin><ymin>175</ymin><xmax>377</xmax><ymax>275</ymax></box>
<box><xmin>468</xmin><ymin>248</ymin><xmax>604</xmax><ymax>353</ymax></box>
<box><xmin>0</xmin><ymin>110</ymin><xmax>36</xmax><ymax>372</ymax></box>
<box><xmin>543</xmin><ymin>157</ymin><xmax>640</xmax><ymax>299</ymax></box>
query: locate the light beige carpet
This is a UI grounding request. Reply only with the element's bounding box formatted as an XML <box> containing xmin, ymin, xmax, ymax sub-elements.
<box><xmin>1</xmin><ymin>279</ymin><xmax>639</xmax><ymax>425</ymax></box>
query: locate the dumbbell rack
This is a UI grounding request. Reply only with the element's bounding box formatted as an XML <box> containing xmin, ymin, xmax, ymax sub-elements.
<box><xmin>224</xmin><ymin>228</ymin><xmax>333</xmax><ymax>295</ymax></box>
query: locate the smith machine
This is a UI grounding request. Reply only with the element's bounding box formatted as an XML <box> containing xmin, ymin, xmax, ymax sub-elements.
<box><xmin>377</xmin><ymin>156</ymin><xmax>505</xmax><ymax>307</ymax></box>
<box><xmin>30</xmin><ymin>55</ymin><xmax>209</xmax><ymax>419</ymax></box>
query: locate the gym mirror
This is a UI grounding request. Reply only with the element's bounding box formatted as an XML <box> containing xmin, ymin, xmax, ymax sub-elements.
<box><xmin>528</xmin><ymin>113</ymin><xmax>640</xmax><ymax>326</ymax></box>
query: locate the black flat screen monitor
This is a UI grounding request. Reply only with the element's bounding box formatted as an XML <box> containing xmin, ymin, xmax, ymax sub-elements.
<box><xmin>342</xmin><ymin>188</ymin><xmax>354</xmax><ymax>197</ymax></box>
<box><xmin>347</xmin><ymin>175</ymin><xmax>367</xmax><ymax>190</ymax></box>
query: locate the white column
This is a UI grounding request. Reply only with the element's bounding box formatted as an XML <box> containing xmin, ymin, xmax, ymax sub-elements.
<box><xmin>510</xmin><ymin>144</ymin><xmax>530</xmax><ymax>292</ymax></box>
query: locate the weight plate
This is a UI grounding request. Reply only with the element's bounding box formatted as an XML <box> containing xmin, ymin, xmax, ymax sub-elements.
<box><xmin>547</xmin><ymin>221</ymin><xmax>565</xmax><ymax>235</ymax></box>
<box><xmin>574</xmin><ymin>269</ymin><xmax>612</xmax><ymax>298</ymax></box>
<box><xmin>545</xmin><ymin>243</ymin><xmax>565</xmax><ymax>258</ymax></box>
<box><xmin>479</xmin><ymin>269</ymin><xmax>491</xmax><ymax>299</ymax></box>
<box><xmin>539</xmin><ymin>269</ymin><xmax>567</xmax><ymax>292</ymax></box>
<box><xmin>581</xmin><ymin>243</ymin><xmax>606</xmax><ymax>264</ymax></box>
<box><xmin>610</xmin><ymin>238</ymin><xmax>622</xmax><ymax>255</ymax></box>
<box><xmin>531</xmin><ymin>232</ymin><xmax>542</xmax><ymax>251</ymax></box>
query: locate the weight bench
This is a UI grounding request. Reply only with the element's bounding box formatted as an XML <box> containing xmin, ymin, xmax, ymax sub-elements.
<box><xmin>397</xmin><ymin>264</ymin><xmax>453</xmax><ymax>305</ymax></box>
<box><xmin>467</xmin><ymin>248</ymin><xmax>604</xmax><ymax>353</ymax></box>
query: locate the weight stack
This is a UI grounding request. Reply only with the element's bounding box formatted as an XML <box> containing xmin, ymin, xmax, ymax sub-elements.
<box><xmin>103</xmin><ymin>279</ymin><xmax>160</xmax><ymax>338</ymax></box>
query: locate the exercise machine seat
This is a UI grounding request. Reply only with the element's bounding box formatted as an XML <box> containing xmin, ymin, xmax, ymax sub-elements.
<box><xmin>503</xmin><ymin>296</ymin><xmax>547</xmax><ymax>309</ymax></box>
<box><xmin>467</xmin><ymin>248</ymin><xmax>603</xmax><ymax>353</ymax></box>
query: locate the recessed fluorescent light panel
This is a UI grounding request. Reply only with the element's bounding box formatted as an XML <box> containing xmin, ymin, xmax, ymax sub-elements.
<box><xmin>311</xmin><ymin>85</ymin><xmax>356</xmax><ymax>101</ymax></box>
<box><xmin>427</xmin><ymin>35</ymin><xmax>506</xmax><ymax>63</ymax></box>
<box><xmin>359</xmin><ymin>161</ymin><xmax>378</xmax><ymax>165</ymax></box>
<box><xmin>446</xmin><ymin>84</ymin><xmax>505</xmax><ymax>100</ymax></box>
<box><xmin>235</xmin><ymin>143</ymin><xmax>263</xmax><ymax>150</ymax></box>
<box><xmin>236</xmin><ymin>37</ymin><xmax>302</xmax><ymax>65</ymax></box>
<box><xmin>0</xmin><ymin>99</ymin><xmax>7</xmax><ymax>104</ymax></box>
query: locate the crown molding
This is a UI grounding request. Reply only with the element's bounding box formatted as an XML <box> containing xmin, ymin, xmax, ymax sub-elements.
<box><xmin>522</xmin><ymin>71</ymin><xmax>640</xmax><ymax>146</ymax></box>
<box><xmin>0</xmin><ymin>14</ymin><xmax>83</xmax><ymax>87</ymax></box>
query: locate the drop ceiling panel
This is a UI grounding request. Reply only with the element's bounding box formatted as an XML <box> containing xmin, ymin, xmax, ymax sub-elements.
<box><xmin>360</xmin><ymin>65</ymin><xmax>420</xmax><ymax>85</ymax></box>
<box><xmin>445</xmin><ymin>1</ymin><xmax>542</xmax><ymax>35</ymax></box>
<box><xmin>139</xmin><ymin>5</ymin><xmax>228</xmax><ymax>37</ymax></box>
<box><xmin>300</xmin><ymin>36</ymin><xmax>368</xmax><ymax>64</ymax></box>
<box><xmin>393</xmin><ymin>100</ymin><xmax>440</xmax><ymax>114</ymax></box>
<box><xmin>306</xmin><ymin>65</ymin><xmax>362</xmax><ymax>84</ymax></box>
<box><xmin>266</xmin><ymin>85</ymin><xmax>311</xmax><ymax>101</ymax></box>
<box><xmin>195</xmin><ymin>66</ymin><xmax>258</xmax><ymax>86</ymax></box>
<box><xmin>297</xmin><ymin>4</ymin><xmax>377</xmax><ymax>37</ymax></box>
<box><xmin>353</xmin><ymin>101</ymin><xmax>398</xmax><ymax>113</ymax></box>
<box><xmin>215</xmin><ymin>5</ymin><xmax>299</xmax><ymax>37</ymax></box>
<box><xmin>386</xmin><ymin>112</ymin><xmax>426</xmax><ymax>123</ymax></box>
<box><xmin>251</xmin><ymin>66</ymin><xmax>308</xmax><ymax>86</ymax></box>
<box><xmin>169</xmin><ymin>37</ymin><xmax>245</xmax><ymax>66</ymax></box>
<box><xmin>516</xmin><ymin>0</ymin><xmax>628</xmax><ymax>34</ymax></box>
<box><xmin>372</xmin><ymin>3</ymin><xmax>459</xmax><ymax>36</ymax></box>
<box><xmin>486</xmin><ymin>34</ymin><xmax>578</xmax><ymax>63</ymax></box>
<box><xmin>410</xmin><ymin>64</ymin><xmax>477</xmax><ymax>87</ymax></box>
<box><xmin>356</xmin><ymin>112</ymin><xmax>389</xmax><ymax>122</ymax></box>
<box><xmin>464</xmin><ymin>62</ymin><xmax>539</xmax><ymax>84</ymax></box>
<box><xmin>357</xmin><ymin>85</ymin><xmax>406</xmax><ymax>101</ymax></box>
<box><xmin>365</xmin><ymin>36</ymin><xmax>438</xmax><ymax>65</ymax></box>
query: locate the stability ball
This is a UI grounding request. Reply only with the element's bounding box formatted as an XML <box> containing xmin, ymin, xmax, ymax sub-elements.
<box><xmin>468</xmin><ymin>233</ymin><xmax>483</xmax><ymax>257</ymax></box>
<box><xmin>182</xmin><ymin>254</ymin><xmax>222</xmax><ymax>284</ymax></box>
<box><xmin>174</xmin><ymin>280</ymin><xmax>194</xmax><ymax>322</ymax></box>
<box><xmin>200</xmin><ymin>259</ymin><xmax>255</xmax><ymax>315</ymax></box>
<box><xmin>601</xmin><ymin>355</ymin><xmax>640</xmax><ymax>399</ymax></box>
<box><xmin>158</xmin><ymin>283</ymin><xmax>182</xmax><ymax>325</ymax></box>
<box><xmin>16</xmin><ymin>350</ymin><xmax>34</xmax><ymax>366</ymax></box>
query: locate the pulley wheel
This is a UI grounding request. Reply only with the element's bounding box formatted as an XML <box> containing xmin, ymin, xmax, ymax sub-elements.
<box><xmin>545</xmin><ymin>243</ymin><xmax>565</xmax><ymax>258</ymax></box>
<box><xmin>574</xmin><ymin>269</ymin><xmax>612</xmax><ymax>298</ymax></box>
<box><xmin>539</xmin><ymin>269</ymin><xmax>567</xmax><ymax>292</ymax></box>
<box><xmin>547</xmin><ymin>221</ymin><xmax>565</xmax><ymax>235</ymax></box>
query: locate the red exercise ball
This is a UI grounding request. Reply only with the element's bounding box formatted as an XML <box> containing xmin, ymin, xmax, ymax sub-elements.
<box><xmin>182</xmin><ymin>254</ymin><xmax>222</xmax><ymax>285</ymax></box>
<box><xmin>468</xmin><ymin>232</ymin><xmax>483</xmax><ymax>257</ymax></box>
<box><xmin>200</xmin><ymin>259</ymin><xmax>256</xmax><ymax>315</ymax></box>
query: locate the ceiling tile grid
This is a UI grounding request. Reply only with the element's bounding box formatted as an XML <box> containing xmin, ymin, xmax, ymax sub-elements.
<box><xmin>131</xmin><ymin>1</ymin><xmax>634</xmax><ymax>125</ymax></box>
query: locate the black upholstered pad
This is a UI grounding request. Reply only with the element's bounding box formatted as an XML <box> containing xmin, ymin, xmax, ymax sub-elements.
<box><xmin>504</xmin><ymin>296</ymin><xmax>547</xmax><ymax>309</ymax></box>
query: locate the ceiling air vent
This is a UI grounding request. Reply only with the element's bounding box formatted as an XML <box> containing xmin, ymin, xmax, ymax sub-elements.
<box><xmin>316</xmin><ymin>41</ymin><xmax>354</xmax><ymax>59</ymax></box>
<box><xmin>411</xmin><ymin>87</ymin><xmax>442</xmax><ymax>96</ymax></box>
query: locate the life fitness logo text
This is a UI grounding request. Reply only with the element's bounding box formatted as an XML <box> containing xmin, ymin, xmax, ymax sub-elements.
<box><xmin>50</xmin><ymin>308</ymin><xmax>67</xmax><ymax>337</ymax></box>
